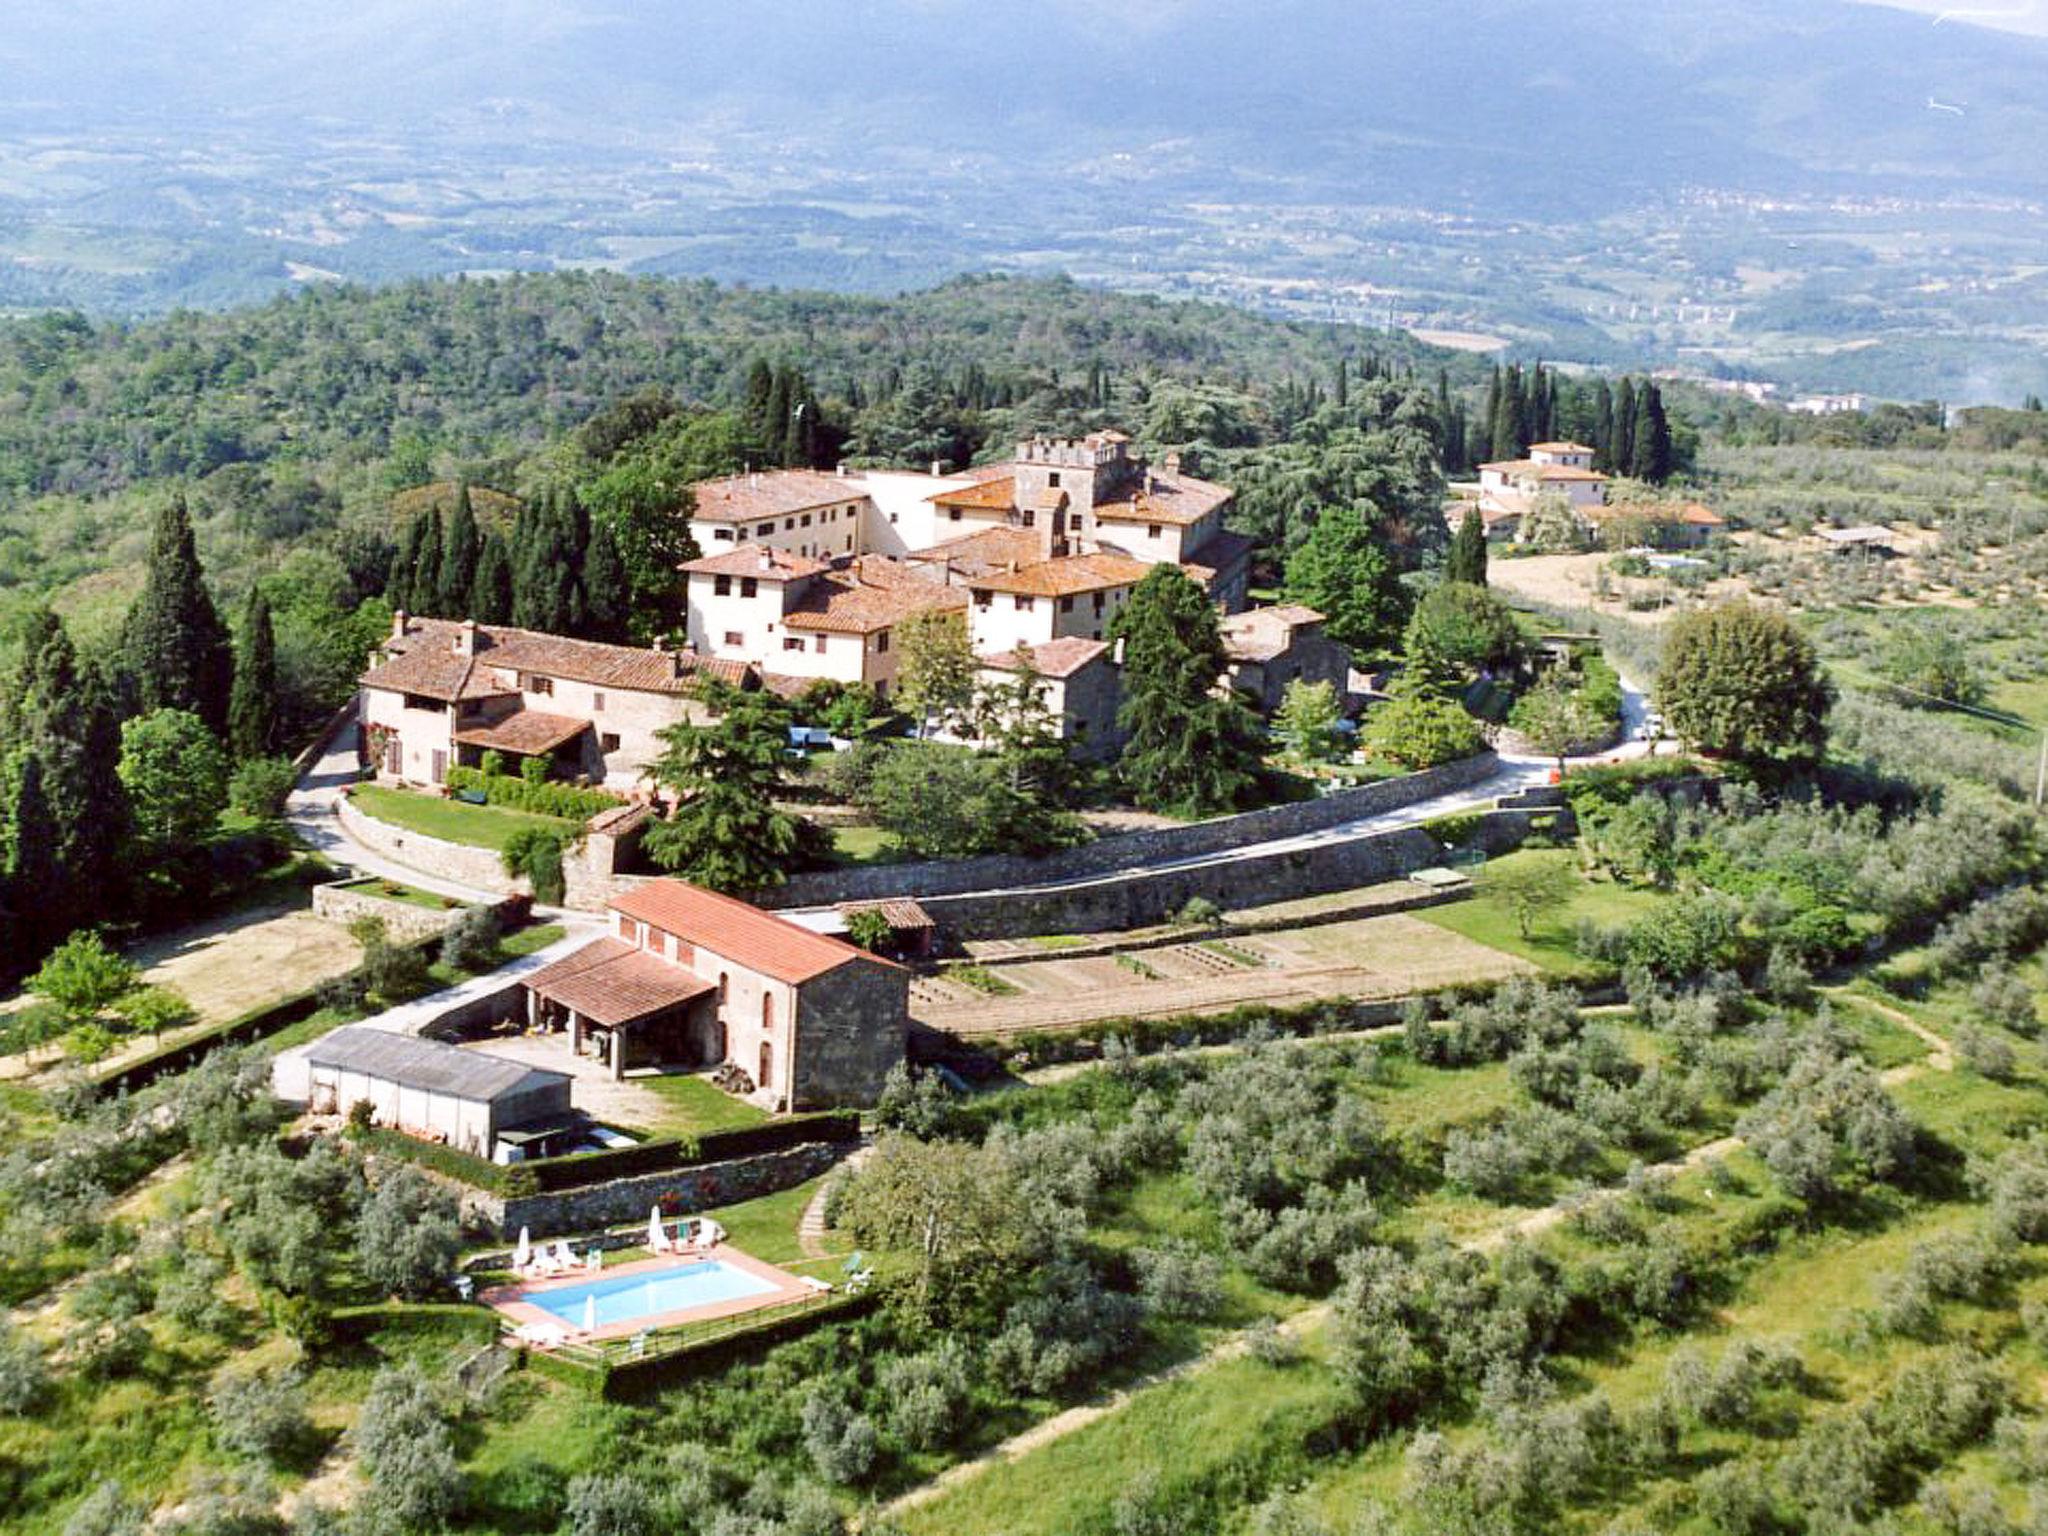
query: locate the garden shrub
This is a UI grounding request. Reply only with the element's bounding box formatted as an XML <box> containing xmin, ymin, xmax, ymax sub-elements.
<box><xmin>445</xmin><ymin>765</ymin><xmax>618</xmax><ymax>821</ymax></box>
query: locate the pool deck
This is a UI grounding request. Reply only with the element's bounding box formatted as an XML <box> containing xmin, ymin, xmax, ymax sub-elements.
<box><xmin>482</xmin><ymin>1245</ymin><xmax>816</xmax><ymax>1343</ymax></box>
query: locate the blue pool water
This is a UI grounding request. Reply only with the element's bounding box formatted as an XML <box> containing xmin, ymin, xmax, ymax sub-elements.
<box><xmin>530</xmin><ymin>1260</ymin><xmax>777</xmax><ymax>1329</ymax></box>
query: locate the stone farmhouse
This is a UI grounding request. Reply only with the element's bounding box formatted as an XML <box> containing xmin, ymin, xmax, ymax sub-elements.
<box><xmin>521</xmin><ymin>879</ymin><xmax>908</xmax><ymax>1110</ymax></box>
<box><xmin>1219</xmin><ymin>604</ymin><xmax>1353</xmax><ymax>713</ymax></box>
<box><xmin>975</xmin><ymin>636</ymin><xmax>1125</xmax><ymax>761</ymax></box>
<box><xmin>360</xmin><ymin>614</ymin><xmax>756</xmax><ymax>793</ymax></box>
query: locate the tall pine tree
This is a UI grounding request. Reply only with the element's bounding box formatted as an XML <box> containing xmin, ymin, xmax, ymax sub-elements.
<box><xmin>227</xmin><ymin>588</ymin><xmax>278</xmax><ymax>760</ymax></box>
<box><xmin>123</xmin><ymin>496</ymin><xmax>233</xmax><ymax>736</ymax></box>
<box><xmin>472</xmin><ymin>531</ymin><xmax>514</xmax><ymax>626</ymax></box>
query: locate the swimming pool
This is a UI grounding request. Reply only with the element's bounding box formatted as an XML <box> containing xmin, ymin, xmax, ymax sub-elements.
<box><xmin>526</xmin><ymin>1259</ymin><xmax>778</xmax><ymax>1330</ymax></box>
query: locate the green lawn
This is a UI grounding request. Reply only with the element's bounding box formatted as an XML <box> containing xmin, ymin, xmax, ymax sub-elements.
<box><xmin>333</xmin><ymin>875</ymin><xmax>464</xmax><ymax>912</ymax></box>
<box><xmin>1417</xmin><ymin>848</ymin><xmax>1667</xmax><ymax>976</ymax></box>
<box><xmin>349</xmin><ymin>785</ymin><xmax>575</xmax><ymax>853</ymax></box>
<box><xmin>827</xmin><ymin>823</ymin><xmax>900</xmax><ymax>866</ymax></box>
<box><xmin>631</xmin><ymin>1071</ymin><xmax>771</xmax><ymax>1138</ymax></box>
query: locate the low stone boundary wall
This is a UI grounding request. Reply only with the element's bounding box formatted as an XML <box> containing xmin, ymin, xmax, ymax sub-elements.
<box><xmin>459</xmin><ymin>1141</ymin><xmax>851</xmax><ymax>1241</ymax></box>
<box><xmin>762</xmin><ymin>753</ymin><xmax>1502</xmax><ymax>910</ymax></box>
<box><xmin>908</xmin><ymin>807</ymin><xmax>1545</xmax><ymax>942</ymax></box>
<box><xmin>337</xmin><ymin>792</ymin><xmax>621</xmax><ymax>908</ymax></box>
<box><xmin>311</xmin><ymin>880</ymin><xmax>468</xmax><ymax>943</ymax></box>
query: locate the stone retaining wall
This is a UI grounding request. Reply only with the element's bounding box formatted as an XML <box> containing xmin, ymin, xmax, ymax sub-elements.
<box><xmin>460</xmin><ymin>1142</ymin><xmax>850</xmax><ymax>1241</ymax></box>
<box><xmin>761</xmin><ymin>753</ymin><xmax>1503</xmax><ymax>910</ymax></box>
<box><xmin>909</xmin><ymin>807</ymin><xmax>1543</xmax><ymax>942</ymax></box>
<box><xmin>311</xmin><ymin>880</ymin><xmax>469</xmax><ymax>943</ymax></box>
<box><xmin>337</xmin><ymin>792</ymin><xmax>621</xmax><ymax>907</ymax></box>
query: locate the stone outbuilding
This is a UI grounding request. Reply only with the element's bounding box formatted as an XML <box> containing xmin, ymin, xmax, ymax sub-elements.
<box><xmin>1219</xmin><ymin>604</ymin><xmax>1353</xmax><ymax>713</ymax></box>
<box><xmin>522</xmin><ymin>879</ymin><xmax>908</xmax><ymax>1110</ymax></box>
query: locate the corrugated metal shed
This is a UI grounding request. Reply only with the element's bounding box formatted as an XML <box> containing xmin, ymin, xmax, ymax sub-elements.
<box><xmin>306</xmin><ymin>1027</ymin><xmax>569</xmax><ymax>1105</ymax></box>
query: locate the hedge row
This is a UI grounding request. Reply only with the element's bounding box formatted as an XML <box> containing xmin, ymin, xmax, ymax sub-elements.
<box><xmin>327</xmin><ymin>1302</ymin><xmax>501</xmax><ymax>1346</ymax></box>
<box><xmin>445</xmin><ymin>766</ymin><xmax>619</xmax><ymax>822</ymax></box>
<box><xmin>354</xmin><ymin>1111</ymin><xmax>862</xmax><ymax>1195</ymax></box>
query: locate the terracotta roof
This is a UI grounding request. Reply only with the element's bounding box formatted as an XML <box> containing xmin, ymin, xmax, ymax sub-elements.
<box><xmin>968</xmin><ymin>551</ymin><xmax>1153</xmax><ymax>599</ymax></box>
<box><xmin>782</xmin><ymin>561</ymin><xmax>967</xmax><ymax>635</ymax></box>
<box><xmin>681</xmin><ymin>547</ymin><xmax>831</xmax><ymax>579</ymax></box>
<box><xmin>1221</xmin><ymin>604</ymin><xmax>1328</xmax><ymax>664</ymax></box>
<box><xmin>610</xmin><ymin>879</ymin><xmax>900</xmax><ymax>983</ymax></box>
<box><xmin>454</xmin><ymin>710</ymin><xmax>591</xmax><ymax>757</ymax></box>
<box><xmin>1091</xmin><ymin>470</ymin><xmax>1233</xmax><ymax>527</ymax></box>
<box><xmin>525</xmin><ymin>937</ymin><xmax>716</xmax><ymax>1028</ymax></box>
<box><xmin>1584</xmin><ymin>501</ymin><xmax>1726</xmax><ymax>527</ymax></box>
<box><xmin>979</xmin><ymin>636</ymin><xmax>1111</xmax><ymax>680</ymax></box>
<box><xmin>756</xmin><ymin>671</ymin><xmax>812</xmax><ymax>700</ymax></box>
<box><xmin>587</xmin><ymin>802</ymin><xmax>655</xmax><ymax>837</ymax></box>
<box><xmin>838</xmin><ymin>898</ymin><xmax>935</xmax><ymax>932</ymax></box>
<box><xmin>929</xmin><ymin>475</ymin><xmax>1018</xmax><ymax>511</ymax></box>
<box><xmin>912</xmin><ymin>526</ymin><xmax>1045</xmax><ymax>575</ymax></box>
<box><xmin>359</xmin><ymin>644</ymin><xmax>518</xmax><ymax>705</ymax></box>
<box><xmin>688</xmin><ymin>470</ymin><xmax>868</xmax><ymax>525</ymax></box>
<box><xmin>1478</xmin><ymin>459</ymin><xmax>1609</xmax><ymax>484</ymax></box>
<box><xmin>377</xmin><ymin>618</ymin><xmax>750</xmax><ymax>697</ymax></box>
<box><xmin>1529</xmin><ymin>441</ymin><xmax>1596</xmax><ymax>455</ymax></box>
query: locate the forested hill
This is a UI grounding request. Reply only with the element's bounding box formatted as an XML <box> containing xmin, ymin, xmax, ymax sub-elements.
<box><xmin>0</xmin><ymin>273</ymin><xmax>1445</xmax><ymax>503</ymax></box>
<box><xmin>0</xmin><ymin>272</ymin><xmax>1457</xmax><ymax>632</ymax></box>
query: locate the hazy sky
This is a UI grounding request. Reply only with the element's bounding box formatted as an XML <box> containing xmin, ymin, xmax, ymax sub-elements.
<box><xmin>1859</xmin><ymin>0</ymin><xmax>2048</xmax><ymax>31</ymax></box>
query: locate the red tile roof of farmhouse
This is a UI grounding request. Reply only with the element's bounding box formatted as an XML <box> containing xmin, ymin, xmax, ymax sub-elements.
<box><xmin>912</xmin><ymin>526</ymin><xmax>1045</xmax><ymax>575</ymax></box>
<box><xmin>968</xmin><ymin>551</ymin><xmax>1153</xmax><ymax>599</ymax></box>
<box><xmin>680</xmin><ymin>546</ymin><xmax>831</xmax><ymax>580</ymax></box>
<box><xmin>1091</xmin><ymin>471</ymin><xmax>1233</xmax><ymax>527</ymax></box>
<box><xmin>1478</xmin><ymin>459</ymin><xmax>1610</xmax><ymax>483</ymax></box>
<box><xmin>838</xmin><ymin>898</ymin><xmax>936</xmax><ymax>932</ymax></box>
<box><xmin>525</xmin><ymin>938</ymin><xmax>716</xmax><ymax>1027</ymax></box>
<box><xmin>1528</xmin><ymin>441</ymin><xmax>1596</xmax><ymax>455</ymax></box>
<box><xmin>370</xmin><ymin>618</ymin><xmax>751</xmax><ymax>700</ymax></box>
<box><xmin>1583</xmin><ymin>500</ymin><xmax>1725</xmax><ymax>527</ymax></box>
<box><xmin>688</xmin><ymin>469</ymin><xmax>865</xmax><ymax>525</ymax></box>
<box><xmin>979</xmin><ymin>636</ymin><xmax>1111</xmax><ymax>679</ymax></box>
<box><xmin>781</xmin><ymin>560</ymin><xmax>967</xmax><ymax>635</ymax></box>
<box><xmin>610</xmin><ymin>879</ymin><xmax>901</xmax><ymax>983</ymax></box>
<box><xmin>1220</xmin><ymin>604</ymin><xmax>1326</xmax><ymax>664</ymax></box>
<box><xmin>454</xmin><ymin>710</ymin><xmax>591</xmax><ymax>757</ymax></box>
<box><xmin>929</xmin><ymin>475</ymin><xmax>1018</xmax><ymax>511</ymax></box>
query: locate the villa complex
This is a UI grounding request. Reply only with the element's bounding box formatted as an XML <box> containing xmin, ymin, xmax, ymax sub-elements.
<box><xmin>1466</xmin><ymin>441</ymin><xmax>1724</xmax><ymax>548</ymax></box>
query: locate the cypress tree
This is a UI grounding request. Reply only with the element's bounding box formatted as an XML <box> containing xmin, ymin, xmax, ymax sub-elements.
<box><xmin>583</xmin><ymin>518</ymin><xmax>629</xmax><ymax>644</ymax></box>
<box><xmin>1632</xmin><ymin>383</ymin><xmax>1675</xmax><ymax>483</ymax></box>
<box><xmin>1493</xmin><ymin>366</ymin><xmax>1526</xmax><ymax>461</ymax></box>
<box><xmin>1591</xmin><ymin>381</ymin><xmax>1615</xmax><ymax>471</ymax></box>
<box><xmin>388</xmin><ymin>512</ymin><xmax>429</xmax><ymax>614</ymax></box>
<box><xmin>6</xmin><ymin>751</ymin><xmax>65</xmax><ymax>952</ymax></box>
<box><xmin>763</xmin><ymin>367</ymin><xmax>794</xmax><ymax>465</ymax></box>
<box><xmin>1336</xmin><ymin>356</ymin><xmax>1350</xmax><ymax>410</ymax></box>
<box><xmin>437</xmin><ymin>482</ymin><xmax>481</xmax><ymax>617</ymax></box>
<box><xmin>472</xmin><ymin>532</ymin><xmax>514</xmax><ymax>626</ymax></box>
<box><xmin>1612</xmin><ymin>378</ymin><xmax>1638</xmax><ymax>479</ymax></box>
<box><xmin>1481</xmin><ymin>368</ymin><xmax>1502</xmax><ymax>462</ymax></box>
<box><xmin>13</xmin><ymin>627</ymin><xmax>129</xmax><ymax>945</ymax></box>
<box><xmin>228</xmin><ymin>588</ymin><xmax>279</xmax><ymax>760</ymax></box>
<box><xmin>123</xmin><ymin>495</ymin><xmax>233</xmax><ymax>736</ymax></box>
<box><xmin>412</xmin><ymin>509</ymin><xmax>444</xmax><ymax>616</ymax></box>
<box><xmin>1448</xmin><ymin>507</ymin><xmax>1489</xmax><ymax>587</ymax></box>
<box><xmin>743</xmin><ymin>357</ymin><xmax>775</xmax><ymax>443</ymax></box>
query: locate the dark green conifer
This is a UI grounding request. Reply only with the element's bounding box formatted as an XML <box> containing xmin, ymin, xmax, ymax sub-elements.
<box><xmin>436</xmin><ymin>481</ymin><xmax>481</xmax><ymax>617</ymax></box>
<box><xmin>228</xmin><ymin>588</ymin><xmax>278</xmax><ymax>760</ymax></box>
<box><xmin>123</xmin><ymin>495</ymin><xmax>233</xmax><ymax>735</ymax></box>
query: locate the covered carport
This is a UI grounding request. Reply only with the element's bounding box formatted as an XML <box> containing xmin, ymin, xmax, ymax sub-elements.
<box><xmin>523</xmin><ymin>938</ymin><xmax>718</xmax><ymax>1080</ymax></box>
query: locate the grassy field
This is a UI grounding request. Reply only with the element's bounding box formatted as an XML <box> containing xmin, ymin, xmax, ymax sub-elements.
<box><xmin>348</xmin><ymin>785</ymin><xmax>576</xmax><ymax>853</ymax></box>
<box><xmin>1414</xmin><ymin>848</ymin><xmax>1666</xmax><ymax>976</ymax></box>
<box><xmin>332</xmin><ymin>875</ymin><xmax>466</xmax><ymax>912</ymax></box>
<box><xmin>631</xmin><ymin>1071</ymin><xmax>772</xmax><ymax>1138</ymax></box>
<box><xmin>827</xmin><ymin>823</ymin><xmax>900</xmax><ymax>866</ymax></box>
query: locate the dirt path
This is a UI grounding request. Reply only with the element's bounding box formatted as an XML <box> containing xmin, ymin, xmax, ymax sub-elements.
<box><xmin>1829</xmin><ymin>988</ymin><xmax>1956</xmax><ymax>1074</ymax></box>
<box><xmin>879</xmin><ymin>1010</ymin><xmax>1956</xmax><ymax>1522</ymax></box>
<box><xmin>799</xmin><ymin>1145</ymin><xmax>869</xmax><ymax>1259</ymax></box>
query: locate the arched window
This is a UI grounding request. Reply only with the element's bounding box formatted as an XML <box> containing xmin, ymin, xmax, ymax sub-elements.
<box><xmin>759</xmin><ymin>1039</ymin><xmax>774</xmax><ymax>1089</ymax></box>
<box><xmin>718</xmin><ymin>972</ymin><xmax>729</xmax><ymax>1002</ymax></box>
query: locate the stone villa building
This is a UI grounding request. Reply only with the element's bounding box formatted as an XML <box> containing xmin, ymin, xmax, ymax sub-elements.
<box><xmin>522</xmin><ymin>879</ymin><xmax>908</xmax><ymax>1110</ymax></box>
<box><xmin>359</xmin><ymin>614</ymin><xmax>756</xmax><ymax>792</ymax></box>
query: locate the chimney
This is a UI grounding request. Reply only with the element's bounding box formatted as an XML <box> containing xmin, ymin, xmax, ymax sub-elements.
<box><xmin>836</xmin><ymin>462</ymin><xmax>849</xmax><ymax>477</ymax></box>
<box><xmin>1112</xmin><ymin>637</ymin><xmax>1127</xmax><ymax>667</ymax></box>
<box><xmin>391</xmin><ymin>609</ymin><xmax>409</xmax><ymax>641</ymax></box>
<box><xmin>451</xmin><ymin>618</ymin><xmax>479</xmax><ymax>657</ymax></box>
<box><xmin>650</xmin><ymin>634</ymin><xmax>666</xmax><ymax>653</ymax></box>
<box><xmin>758</xmin><ymin>552</ymin><xmax>774</xmax><ymax>573</ymax></box>
<box><xmin>1163</xmin><ymin>451</ymin><xmax>1183</xmax><ymax>477</ymax></box>
<box><xmin>930</xmin><ymin>459</ymin><xmax>947</xmax><ymax>477</ymax></box>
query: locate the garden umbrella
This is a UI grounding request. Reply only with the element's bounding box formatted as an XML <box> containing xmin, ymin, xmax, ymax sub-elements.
<box><xmin>583</xmin><ymin>1294</ymin><xmax>597</xmax><ymax>1333</ymax></box>
<box><xmin>513</xmin><ymin>1227</ymin><xmax>532</xmax><ymax>1270</ymax></box>
<box><xmin>647</xmin><ymin>1206</ymin><xmax>666</xmax><ymax>1251</ymax></box>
